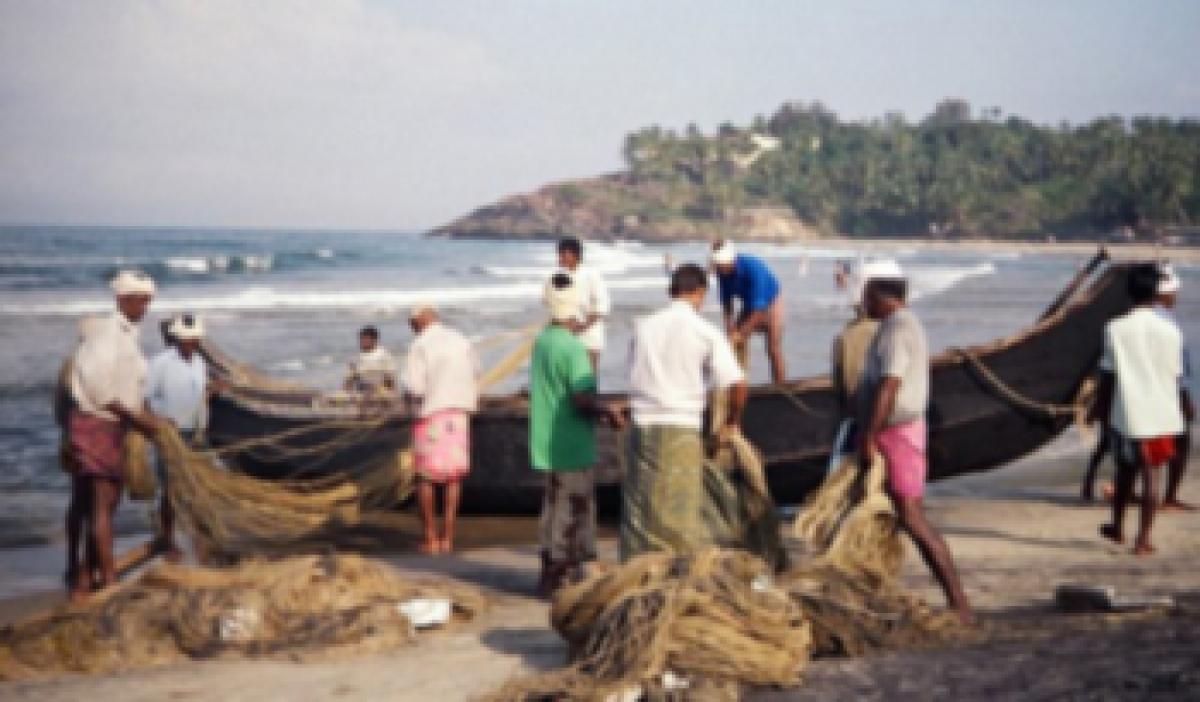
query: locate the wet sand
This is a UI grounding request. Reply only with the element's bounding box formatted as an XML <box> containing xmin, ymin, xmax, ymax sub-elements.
<box><xmin>2</xmin><ymin>448</ymin><xmax>1199</xmax><ymax>701</ymax></box>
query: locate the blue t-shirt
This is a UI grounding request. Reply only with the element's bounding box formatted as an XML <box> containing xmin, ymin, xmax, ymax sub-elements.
<box><xmin>718</xmin><ymin>254</ymin><xmax>780</xmax><ymax>313</ymax></box>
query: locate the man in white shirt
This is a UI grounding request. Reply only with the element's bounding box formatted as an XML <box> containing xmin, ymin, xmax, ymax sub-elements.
<box><xmin>402</xmin><ymin>305</ymin><xmax>479</xmax><ymax>554</ymax></box>
<box><xmin>344</xmin><ymin>326</ymin><xmax>397</xmax><ymax>395</ymax></box>
<box><xmin>65</xmin><ymin>270</ymin><xmax>160</xmax><ymax>600</ymax></box>
<box><xmin>557</xmin><ymin>237</ymin><xmax>611</xmax><ymax>370</ymax></box>
<box><xmin>145</xmin><ymin>313</ymin><xmax>210</xmax><ymax>561</ymax></box>
<box><xmin>621</xmin><ymin>263</ymin><xmax>748</xmax><ymax>560</ymax></box>
<box><xmin>1096</xmin><ymin>263</ymin><xmax>1185</xmax><ymax>555</ymax></box>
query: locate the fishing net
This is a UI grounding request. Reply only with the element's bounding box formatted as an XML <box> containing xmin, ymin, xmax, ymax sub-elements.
<box><xmin>492</xmin><ymin>453</ymin><xmax>963</xmax><ymax>701</ymax></box>
<box><xmin>0</xmin><ymin>553</ymin><xmax>485</xmax><ymax>681</ymax></box>
<box><xmin>150</xmin><ymin>424</ymin><xmax>414</xmax><ymax>558</ymax></box>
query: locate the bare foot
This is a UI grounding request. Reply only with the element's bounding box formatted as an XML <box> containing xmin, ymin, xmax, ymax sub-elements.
<box><xmin>955</xmin><ymin>609</ymin><xmax>979</xmax><ymax>628</ymax></box>
<box><xmin>418</xmin><ymin>540</ymin><xmax>441</xmax><ymax>555</ymax></box>
<box><xmin>1099</xmin><ymin>523</ymin><xmax>1124</xmax><ymax>544</ymax></box>
<box><xmin>1161</xmin><ymin>500</ymin><xmax>1197</xmax><ymax>513</ymax></box>
<box><xmin>439</xmin><ymin>537</ymin><xmax>454</xmax><ymax>554</ymax></box>
<box><xmin>1132</xmin><ymin>542</ymin><xmax>1156</xmax><ymax>556</ymax></box>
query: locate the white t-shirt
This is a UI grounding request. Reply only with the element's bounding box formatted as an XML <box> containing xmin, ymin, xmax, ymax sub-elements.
<box><xmin>402</xmin><ymin>323</ymin><xmax>479</xmax><ymax>417</ymax></box>
<box><xmin>146</xmin><ymin>348</ymin><xmax>208</xmax><ymax>431</ymax></box>
<box><xmin>1100</xmin><ymin>306</ymin><xmax>1184</xmax><ymax>438</ymax></box>
<box><xmin>347</xmin><ymin>347</ymin><xmax>397</xmax><ymax>393</ymax></box>
<box><xmin>562</xmin><ymin>264</ymin><xmax>611</xmax><ymax>352</ymax></box>
<box><xmin>628</xmin><ymin>300</ymin><xmax>746</xmax><ymax>428</ymax></box>
<box><xmin>69</xmin><ymin>312</ymin><xmax>147</xmax><ymax>422</ymax></box>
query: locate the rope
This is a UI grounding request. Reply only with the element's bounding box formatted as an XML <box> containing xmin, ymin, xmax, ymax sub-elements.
<box><xmin>950</xmin><ymin>348</ymin><xmax>1079</xmax><ymax>418</ymax></box>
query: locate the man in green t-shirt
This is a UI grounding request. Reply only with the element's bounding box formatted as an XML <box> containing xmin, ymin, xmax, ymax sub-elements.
<box><xmin>530</xmin><ymin>272</ymin><xmax>620</xmax><ymax>595</ymax></box>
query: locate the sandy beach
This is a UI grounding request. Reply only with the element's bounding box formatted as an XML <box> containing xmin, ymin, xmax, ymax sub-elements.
<box><xmin>1</xmin><ymin>442</ymin><xmax>1197</xmax><ymax>701</ymax></box>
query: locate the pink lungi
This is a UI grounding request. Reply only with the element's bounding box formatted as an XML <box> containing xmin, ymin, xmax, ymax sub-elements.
<box><xmin>68</xmin><ymin>410</ymin><xmax>127</xmax><ymax>483</ymax></box>
<box><xmin>412</xmin><ymin>409</ymin><xmax>471</xmax><ymax>483</ymax></box>
<box><xmin>876</xmin><ymin>418</ymin><xmax>927</xmax><ymax>498</ymax></box>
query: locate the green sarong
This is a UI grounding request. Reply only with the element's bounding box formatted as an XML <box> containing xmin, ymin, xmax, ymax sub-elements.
<box><xmin>619</xmin><ymin>424</ymin><xmax>786</xmax><ymax>568</ymax></box>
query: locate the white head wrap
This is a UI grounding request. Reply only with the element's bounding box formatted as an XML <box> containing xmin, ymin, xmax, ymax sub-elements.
<box><xmin>408</xmin><ymin>303</ymin><xmax>437</xmax><ymax>320</ymax></box>
<box><xmin>168</xmin><ymin>314</ymin><xmax>204</xmax><ymax>341</ymax></box>
<box><xmin>709</xmin><ymin>241</ymin><xmax>737</xmax><ymax>266</ymax></box>
<box><xmin>110</xmin><ymin>269</ymin><xmax>156</xmax><ymax>297</ymax></box>
<box><xmin>544</xmin><ymin>273</ymin><xmax>580</xmax><ymax>321</ymax></box>
<box><xmin>849</xmin><ymin>259</ymin><xmax>905</xmax><ymax>306</ymax></box>
<box><xmin>1158</xmin><ymin>263</ymin><xmax>1181</xmax><ymax>295</ymax></box>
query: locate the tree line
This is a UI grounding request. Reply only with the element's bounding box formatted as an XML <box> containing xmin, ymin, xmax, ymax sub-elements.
<box><xmin>621</xmin><ymin>99</ymin><xmax>1200</xmax><ymax>239</ymax></box>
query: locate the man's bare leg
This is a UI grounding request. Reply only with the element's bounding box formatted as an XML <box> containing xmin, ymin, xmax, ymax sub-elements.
<box><xmin>416</xmin><ymin>481</ymin><xmax>440</xmax><ymax>554</ymax></box>
<box><xmin>156</xmin><ymin>490</ymin><xmax>183</xmax><ymax>563</ymax></box>
<box><xmin>894</xmin><ymin>496</ymin><xmax>974</xmax><ymax>624</ymax></box>
<box><xmin>1163</xmin><ymin>432</ymin><xmax>1194</xmax><ymax>511</ymax></box>
<box><xmin>1102</xmin><ymin>454</ymin><xmax>1137</xmax><ymax>543</ymax></box>
<box><xmin>587</xmin><ymin>351</ymin><xmax>599</xmax><ymax>373</ymax></box>
<box><xmin>1081</xmin><ymin>426</ymin><xmax>1111</xmax><ymax>502</ymax></box>
<box><xmin>1133</xmin><ymin>463</ymin><xmax>1160</xmax><ymax>555</ymax></box>
<box><xmin>89</xmin><ymin>478</ymin><xmax>122</xmax><ymax>590</ymax></box>
<box><xmin>441</xmin><ymin>480</ymin><xmax>462</xmax><ymax>553</ymax></box>
<box><xmin>765</xmin><ymin>327</ymin><xmax>787</xmax><ymax>385</ymax></box>
<box><xmin>65</xmin><ymin>475</ymin><xmax>91</xmax><ymax>601</ymax></box>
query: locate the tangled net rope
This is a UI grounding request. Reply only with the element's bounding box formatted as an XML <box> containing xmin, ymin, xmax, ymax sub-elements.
<box><xmin>0</xmin><ymin>553</ymin><xmax>485</xmax><ymax>681</ymax></box>
<box><xmin>492</xmin><ymin>454</ymin><xmax>965</xmax><ymax>701</ymax></box>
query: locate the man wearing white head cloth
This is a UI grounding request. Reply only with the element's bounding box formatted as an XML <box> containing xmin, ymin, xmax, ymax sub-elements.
<box><xmin>145</xmin><ymin>313</ymin><xmax>210</xmax><ymax>561</ymax></box>
<box><xmin>1154</xmin><ymin>263</ymin><xmax>1196</xmax><ymax>511</ymax></box>
<box><xmin>710</xmin><ymin>240</ymin><xmax>787</xmax><ymax>384</ymax></box>
<box><xmin>64</xmin><ymin>270</ymin><xmax>161</xmax><ymax>600</ymax></box>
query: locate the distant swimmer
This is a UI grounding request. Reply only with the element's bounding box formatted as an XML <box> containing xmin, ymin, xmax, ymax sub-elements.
<box><xmin>556</xmin><ymin>237</ymin><xmax>611</xmax><ymax>371</ymax></box>
<box><xmin>710</xmin><ymin>240</ymin><xmax>787</xmax><ymax>384</ymax></box>
<box><xmin>1094</xmin><ymin>264</ymin><xmax>1185</xmax><ymax>555</ymax></box>
<box><xmin>344</xmin><ymin>325</ymin><xmax>397</xmax><ymax>395</ymax></box>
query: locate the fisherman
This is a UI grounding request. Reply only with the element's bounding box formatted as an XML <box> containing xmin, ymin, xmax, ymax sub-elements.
<box><xmin>402</xmin><ymin>305</ymin><xmax>480</xmax><ymax>554</ymax></box>
<box><xmin>529</xmin><ymin>273</ymin><xmax>618</xmax><ymax>594</ymax></box>
<box><xmin>1095</xmin><ymin>263</ymin><xmax>1185</xmax><ymax>554</ymax></box>
<box><xmin>344</xmin><ymin>325</ymin><xmax>397</xmax><ymax>394</ymax></box>
<box><xmin>145</xmin><ymin>313</ymin><xmax>210</xmax><ymax>562</ymax></box>
<box><xmin>831</xmin><ymin>262</ymin><xmax>884</xmax><ymax>421</ymax></box>
<box><xmin>556</xmin><ymin>237</ymin><xmax>611</xmax><ymax>370</ymax></box>
<box><xmin>1154</xmin><ymin>264</ymin><xmax>1195</xmax><ymax>512</ymax></box>
<box><xmin>622</xmin><ymin>263</ymin><xmax>748</xmax><ymax>560</ymax></box>
<box><xmin>65</xmin><ymin>270</ymin><xmax>160</xmax><ymax>600</ymax></box>
<box><xmin>710</xmin><ymin>240</ymin><xmax>787</xmax><ymax>384</ymax></box>
<box><xmin>857</xmin><ymin>261</ymin><xmax>974</xmax><ymax>624</ymax></box>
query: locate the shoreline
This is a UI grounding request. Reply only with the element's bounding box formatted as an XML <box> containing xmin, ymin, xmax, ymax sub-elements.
<box><xmin>3</xmin><ymin>448</ymin><xmax>1199</xmax><ymax>699</ymax></box>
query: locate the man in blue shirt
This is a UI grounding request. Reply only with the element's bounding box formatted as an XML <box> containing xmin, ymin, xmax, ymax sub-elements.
<box><xmin>710</xmin><ymin>240</ymin><xmax>787</xmax><ymax>384</ymax></box>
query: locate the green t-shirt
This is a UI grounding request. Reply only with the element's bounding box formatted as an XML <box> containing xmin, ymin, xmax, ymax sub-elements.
<box><xmin>529</xmin><ymin>325</ymin><xmax>597</xmax><ymax>471</ymax></box>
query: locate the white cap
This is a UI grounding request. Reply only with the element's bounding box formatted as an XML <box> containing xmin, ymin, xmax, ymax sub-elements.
<box><xmin>544</xmin><ymin>273</ymin><xmax>580</xmax><ymax>320</ymax></box>
<box><xmin>1158</xmin><ymin>263</ymin><xmax>1180</xmax><ymax>295</ymax></box>
<box><xmin>409</xmin><ymin>303</ymin><xmax>437</xmax><ymax>320</ymax></box>
<box><xmin>710</xmin><ymin>241</ymin><xmax>737</xmax><ymax>266</ymax></box>
<box><xmin>860</xmin><ymin>259</ymin><xmax>904</xmax><ymax>282</ymax></box>
<box><xmin>169</xmin><ymin>314</ymin><xmax>204</xmax><ymax>340</ymax></box>
<box><xmin>110</xmin><ymin>269</ymin><xmax>156</xmax><ymax>297</ymax></box>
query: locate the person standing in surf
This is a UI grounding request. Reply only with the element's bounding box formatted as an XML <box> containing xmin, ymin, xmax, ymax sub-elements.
<box><xmin>1095</xmin><ymin>263</ymin><xmax>1185</xmax><ymax>554</ymax></box>
<box><xmin>556</xmin><ymin>237</ymin><xmax>611</xmax><ymax>371</ymax></box>
<box><xmin>64</xmin><ymin>270</ymin><xmax>161</xmax><ymax>600</ymax></box>
<box><xmin>402</xmin><ymin>305</ymin><xmax>479</xmax><ymax>555</ymax></box>
<box><xmin>710</xmin><ymin>240</ymin><xmax>787</xmax><ymax>384</ymax></box>
<box><xmin>857</xmin><ymin>261</ymin><xmax>974</xmax><ymax>624</ymax></box>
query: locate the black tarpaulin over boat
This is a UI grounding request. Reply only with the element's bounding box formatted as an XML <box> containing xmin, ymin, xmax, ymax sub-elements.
<box><xmin>201</xmin><ymin>254</ymin><xmax>1133</xmax><ymax>515</ymax></box>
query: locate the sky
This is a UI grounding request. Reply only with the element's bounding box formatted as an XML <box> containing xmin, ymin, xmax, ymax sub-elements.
<box><xmin>0</xmin><ymin>0</ymin><xmax>1197</xmax><ymax>230</ymax></box>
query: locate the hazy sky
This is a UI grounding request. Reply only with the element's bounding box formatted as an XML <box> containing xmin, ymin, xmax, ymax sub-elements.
<box><xmin>1</xmin><ymin>0</ymin><xmax>1197</xmax><ymax>230</ymax></box>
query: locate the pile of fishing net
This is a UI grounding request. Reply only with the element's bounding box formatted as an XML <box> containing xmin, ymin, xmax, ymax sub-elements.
<box><xmin>493</xmin><ymin>454</ymin><xmax>964</xmax><ymax>701</ymax></box>
<box><xmin>123</xmin><ymin>424</ymin><xmax>415</xmax><ymax>558</ymax></box>
<box><xmin>0</xmin><ymin>553</ymin><xmax>485</xmax><ymax>680</ymax></box>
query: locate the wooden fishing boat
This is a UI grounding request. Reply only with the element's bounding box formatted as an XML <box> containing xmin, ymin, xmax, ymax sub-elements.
<box><xmin>202</xmin><ymin>252</ymin><xmax>1132</xmax><ymax>515</ymax></box>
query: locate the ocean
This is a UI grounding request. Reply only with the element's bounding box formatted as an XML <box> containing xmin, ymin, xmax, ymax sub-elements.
<box><xmin>1</xmin><ymin>226</ymin><xmax>1196</xmax><ymax>596</ymax></box>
